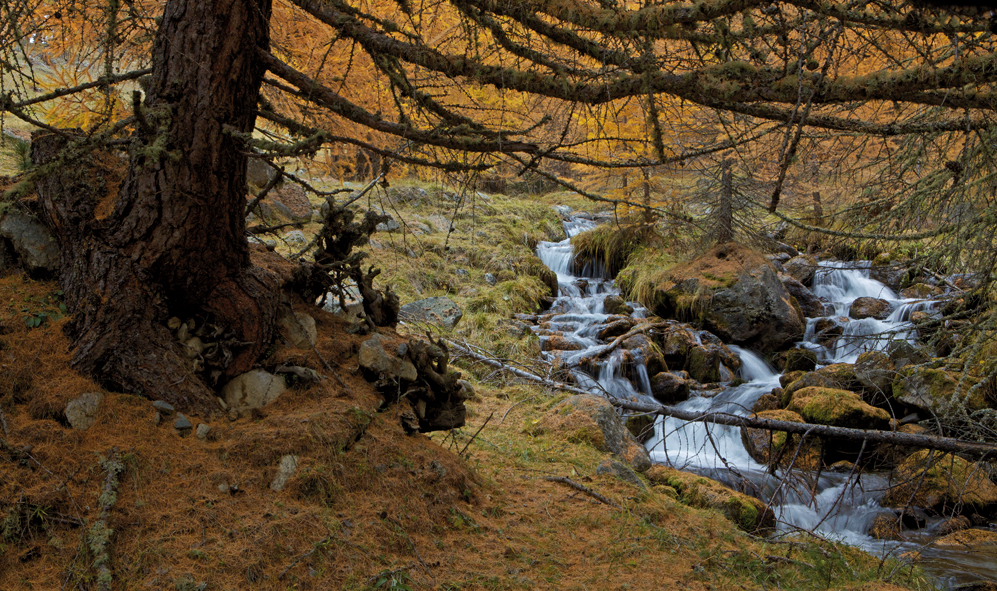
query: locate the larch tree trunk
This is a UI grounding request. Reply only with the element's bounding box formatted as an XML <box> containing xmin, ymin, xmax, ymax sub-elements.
<box><xmin>33</xmin><ymin>0</ymin><xmax>277</xmax><ymax>414</ymax></box>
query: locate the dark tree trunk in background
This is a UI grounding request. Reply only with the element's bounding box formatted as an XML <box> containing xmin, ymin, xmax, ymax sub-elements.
<box><xmin>33</xmin><ymin>0</ymin><xmax>276</xmax><ymax>414</ymax></box>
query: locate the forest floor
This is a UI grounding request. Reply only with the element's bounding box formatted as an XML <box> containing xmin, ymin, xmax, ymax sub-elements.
<box><xmin>0</xmin><ymin>179</ymin><xmax>934</xmax><ymax>590</ymax></box>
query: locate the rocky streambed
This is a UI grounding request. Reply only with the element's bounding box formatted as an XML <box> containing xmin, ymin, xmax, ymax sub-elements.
<box><xmin>518</xmin><ymin>206</ymin><xmax>997</xmax><ymax>589</ymax></box>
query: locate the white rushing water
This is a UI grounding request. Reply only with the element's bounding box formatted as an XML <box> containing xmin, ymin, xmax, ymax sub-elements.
<box><xmin>534</xmin><ymin>217</ymin><xmax>990</xmax><ymax>588</ymax></box>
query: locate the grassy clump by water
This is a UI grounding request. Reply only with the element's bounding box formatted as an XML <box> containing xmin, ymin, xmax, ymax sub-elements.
<box><xmin>570</xmin><ymin>223</ymin><xmax>667</xmax><ymax>278</ymax></box>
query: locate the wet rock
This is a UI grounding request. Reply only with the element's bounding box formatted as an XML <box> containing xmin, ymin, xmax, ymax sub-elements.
<box><xmin>0</xmin><ymin>211</ymin><xmax>60</xmax><ymax>274</ymax></box>
<box><xmin>222</xmin><ymin>369</ymin><xmax>288</xmax><ymax>412</ymax></box>
<box><xmin>531</xmin><ymin>395</ymin><xmax>651</xmax><ymax>472</ymax></box>
<box><xmin>621</xmin><ymin>334</ymin><xmax>667</xmax><ymax>376</ymax></box>
<box><xmin>685</xmin><ymin>341</ymin><xmax>739</xmax><ymax>384</ymax></box>
<box><xmin>868</xmin><ymin>262</ymin><xmax>910</xmax><ymax>291</ymax></box>
<box><xmin>358</xmin><ymin>333</ymin><xmax>418</xmax><ymax>383</ymax></box>
<box><xmin>649</xmin><ymin>372</ymin><xmax>692</xmax><ymax>404</ymax></box>
<box><xmin>900</xmin><ymin>283</ymin><xmax>944</xmax><ymax>299</ymax></box>
<box><xmin>542</xmin><ymin>335</ymin><xmax>581</xmax><ymax>352</ymax></box>
<box><xmin>780</xmin><ymin>275</ymin><xmax>824</xmax><ymax>318</ymax></box>
<box><xmin>783</xmin><ymin>255</ymin><xmax>818</xmax><ymax>286</ymax></box>
<box><xmin>936</xmin><ymin>515</ymin><xmax>972</xmax><ymax>536</ymax></box>
<box><xmin>596</xmin><ymin>459</ymin><xmax>646</xmax><ymax>490</ymax></box>
<box><xmin>603</xmin><ymin>295</ymin><xmax>634</xmax><ymax>316</ymax></box>
<box><xmin>779</xmin><ymin>371</ymin><xmax>806</xmax><ymax>391</ymax></box>
<box><xmin>645</xmin><ymin>465</ymin><xmax>775</xmax><ymax>533</ymax></box>
<box><xmin>867</xmin><ymin>514</ymin><xmax>905</xmax><ymax>541</ymax></box>
<box><xmin>882</xmin><ymin>450</ymin><xmax>997</xmax><ymax>515</ymax></box>
<box><xmin>854</xmin><ymin>351</ymin><xmax>894</xmax><ymax>395</ymax></box>
<box><xmin>893</xmin><ymin>366</ymin><xmax>988</xmax><ymax>414</ymax></box>
<box><xmin>625</xmin><ymin>414</ymin><xmax>655</xmax><ymax>444</ymax></box>
<box><xmin>651</xmin><ymin>244</ymin><xmax>805</xmax><ymax>352</ymax></box>
<box><xmin>400</xmin><ymin>296</ymin><xmax>463</xmax><ymax>328</ymax></box>
<box><xmin>270</xmin><ymin>455</ymin><xmax>300</xmax><ymax>492</ymax></box>
<box><xmin>65</xmin><ymin>392</ymin><xmax>103</xmax><ymax>431</ymax></box>
<box><xmin>741</xmin><ymin>409</ymin><xmax>820</xmax><ymax>469</ymax></box>
<box><xmin>598</xmin><ymin>318</ymin><xmax>636</xmax><ymax>340</ymax></box>
<box><xmin>784</xmin><ymin>364</ymin><xmax>862</xmax><ymax>398</ymax></box>
<box><xmin>849</xmin><ymin>296</ymin><xmax>892</xmax><ymax>320</ymax></box>
<box><xmin>886</xmin><ymin>340</ymin><xmax>930</xmax><ymax>369</ymax></box>
<box><xmin>786</xmin><ymin>386</ymin><xmax>890</xmax><ymax>430</ymax></box>
<box><xmin>813</xmin><ymin>317</ymin><xmax>846</xmax><ymax>348</ymax></box>
<box><xmin>751</xmin><ymin>394</ymin><xmax>779</xmax><ymax>413</ymax></box>
<box><xmin>784</xmin><ymin>348</ymin><xmax>818</xmax><ymax>372</ymax></box>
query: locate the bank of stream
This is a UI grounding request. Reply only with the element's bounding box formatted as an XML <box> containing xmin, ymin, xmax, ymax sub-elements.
<box><xmin>531</xmin><ymin>210</ymin><xmax>997</xmax><ymax>590</ymax></box>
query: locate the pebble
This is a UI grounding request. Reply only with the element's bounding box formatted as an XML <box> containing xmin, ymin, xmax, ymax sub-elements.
<box><xmin>174</xmin><ymin>414</ymin><xmax>193</xmax><ymax>436</ymax></box>
<box><xmin>195</xmin><ymin>424</ymin><xmax>211</xmax><ymax>440</ymax></box>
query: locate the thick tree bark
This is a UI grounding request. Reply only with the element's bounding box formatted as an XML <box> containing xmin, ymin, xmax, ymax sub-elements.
<box><xmin>33</xmin><ymin>0</ymin><xmax>276</xmax><ymax>414</ymax></box>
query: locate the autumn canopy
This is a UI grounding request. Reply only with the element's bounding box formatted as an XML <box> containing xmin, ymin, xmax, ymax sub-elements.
<box><xmin>1</xmin><ymin>0</ymin><xmax>995</xmax><ymax>410</ymax></box>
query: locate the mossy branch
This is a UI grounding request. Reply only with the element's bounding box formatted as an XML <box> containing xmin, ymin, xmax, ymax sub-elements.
<box><xmin>88</xmin><ymin>448</ymin><xmax>123</xmax><ymax>591</ymax></box>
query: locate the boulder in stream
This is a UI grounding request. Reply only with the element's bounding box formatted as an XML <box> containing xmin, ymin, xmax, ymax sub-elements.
<box><xmin>779</xmin><ymin>274</ymin><xmax>824</xmax><ymax>318</ymax></box>
<box><xmin>740</xmin><ymin>409</ymin><xmax>821</xmax><ymax>469</ymax></box>
<box><xmin>783</xmin><ymin>255</ymin><xmax>818</xmax><ymax>286</ymax></box>
<box><xmin>892</xmin><ymin>366</ymin><xmax>989</xmax><ymax>414</ymax></box>
<box><xmin>603</xmin><ymin>295</ymin><xmax>634</xmax><ymax>316</ymax></box>
<box><xmin>783</xmin><ymin>363</ymin><xmax>863</xmax><ymax>400</ymax></box>
<box><xmin>786</xmin><ymin>386</ymin><xmax>890</xmax><ymax>430</ymax></box>
<box><xmin>849</xmin><ymin>296</ymin><xmax>893</xmax><ymax>320</ymax></box>
<box><xmin>531</xmin><ymin>395</ymin><xmax>651</xmax><ymax>472</ymax></box>
<box><xmin>645</xmin><ymin>465</ymin><xmax>775</xmax><ymax>533</ymax></box>
<box><xmin>649</xmin><ymin>371</ymin><xmax>692</xmax><ymax>404</ymax></box>
<box><xmin>882</xmin><ymin>450</ymin><xmax>997</xmax><ymax>516</ymax></box>
<box><xmin>649</xmin><ymin>243</ymin><xmax>804</xmax><ymax>353</ymax></box>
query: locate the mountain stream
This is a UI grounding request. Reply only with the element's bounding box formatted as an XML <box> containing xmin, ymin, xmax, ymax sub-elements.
<box><xmin>533</xmin><ymin>214</ymin><xmax>996</xmax><ymax>589</ymax></box>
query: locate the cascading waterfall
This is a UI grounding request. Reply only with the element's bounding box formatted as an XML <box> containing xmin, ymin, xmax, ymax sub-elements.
<box><xmin>534</xmin><ymin>214</ymin><xmax>985</xmax><ymax>588</ymax></box>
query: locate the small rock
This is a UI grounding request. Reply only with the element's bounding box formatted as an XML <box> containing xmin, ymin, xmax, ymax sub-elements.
<box><xmin>153</xmin><ymin>411</ymin><xmax>162</xmax><ymax>426</ymax></box>
<box><xmin>455</xmin><ymin>268</ymin><xmax>470</xmax><ymax>278</ymax></box>
<box><xmin>174</xmin><ymin>414</ymin><xmax>193</xmax><ymax>436</ymax></box>
<box><xmin>279</xmin><ymin>310</ymin><xmax>318</xmax><ymax>348</ymax></box>
<box><xmin>153</xmin><ymin>400</ymin><xmax>176</xmax><ymax>416</ymax></box>
<box><xmin>270</xmin><ymin>455</ymin><xmax>300</xmax><ymax>491</ymax></box>
<box><xmin>849</xmin><ymin>296</ymin><xmax>892</xmax><ymax>320</ymax></box>
<box><xmin>603</xmin><ymin>295</ymin><xmax>634</xmax><ymax>316</ymax></box>
<box><xmin>183</xmin><ymin>337</ymin><xmax>204</xmax><ymax>358</ymax></box>
<box><xmin>376</xmin><ymin>218</ymin><xmax>401</xmax><ymax>232</ymax></box>
<box><xmin>227</xmin><ymin>408</ymin><xmax>239</xmax><ymax>422</ymax></box>
<box><xmin>222</xmin><ymin>370</ymin><xmax>287</xmax><ymax>412</ymax></box>
<box><xmin>217</xmin><ymin>483</ymin><xmax>231</xmax><ymax>494</ymax></box>
<box><xmin>65</xmin><ymin>392</ymin><xmax>104</xmax><ymax>431</ymax></box>
<box><xmin>283</xmin><ymin>230</ymin><xmax>307</xmax><ymax>246</ymax></box>
<box><xmin>485</xmin><ymin>273</ymin><xmax>497</xmax><ymax>285</ymax></box>
<box><xmin>195</xmin><ymin>424</ymin><xmax>211</xmax><ymax>440</ymax></box>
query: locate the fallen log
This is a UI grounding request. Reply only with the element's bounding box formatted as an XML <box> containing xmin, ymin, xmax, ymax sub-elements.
<box><xmin>449</xmin><ymin>339</ymin><xmax>997</xmax><ymax>462</ymax></box>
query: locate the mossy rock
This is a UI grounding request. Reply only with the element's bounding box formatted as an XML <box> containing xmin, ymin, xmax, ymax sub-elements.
<box><xmin>892</xmin><ymin>366</ymin><xmax>987</xmax><ymax>415</ymax></box>
<box><xmin>784</xmin><ymin>348</ymin><xmax>818</xmax><ymax>372</ymax></box>
<box><xmin>882</xmin><ymin>450</ymin><xmax>997</xmax><ymax>515</ymax></box>
<box><xmin>933</xmin><ymin>529</ymin><xmax>997</xmax><ymax>548</ymax></box>
<box><xmin>645</xmin><ymin>466</ymin><xmax>774</xmax><ymax>533</ymax></box>
<box><xmin>783</xmin><ymin>363</ymin><xmax>861</xmax><ymax>399</ymax></box>
<box><xmin>740</xmin><ymin>409</ymin><xmax>820</xmax><ymax>469</ymax></box>
<box><xmin>786</xmin><ymin>387</ymin><xmax>890</xmax><ymax>430</ymax></box>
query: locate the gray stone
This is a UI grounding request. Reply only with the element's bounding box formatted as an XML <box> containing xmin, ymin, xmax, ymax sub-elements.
<box><xmin>174</xmin><ymin>414</ymin><xmax>193</xmax><ymax>436</ymax></box>
<box><xmin>780</xmin><ymin>274</ymin><xmax>824</xmax><ymax>318</ymax></box>
<box><xmin>552</xmin><ymin>205</ymin><xmax>573</xmax><ymax>218</ymax></box>
<box><xmin>455</xmin><ymin>268</ymin><xmax>470</xmax><ymax>278</ymax></box>
<box><xmin>246</xmin><ymin>156</ymin><xmax>277</xmax><ymax>188</ymax></box>
<box><xmin>376</xmin><ymin>218</ymin><xmax>401</xmax><ymax>232</ymax></box>
<box><xmin>279</xmin><ymin>309</ymin><xmax>318</xmax><ymax>348</ymax></box>
<box><xmin>270</xmin><ymin>455</ymin><xmax>300</xmax><ymax>491</ymax></box>
<box><xmin>273</xmin><ymin>184</ymin><xmax>312</xmax><ymax>222</ymax></box>
<box><xmin>783</xmin><ymin>255</ymin><xmax>818</xmax><ymax>286</ymax></box>
<box><xmin>358</xmin><ymin>333</ymin><xmax>418</xmax><ymax>382</ymax></box>
<box><xmin>603</xmin><ymin>295</ymin><xmax>634</xmax><ymax>316</ymax></box>
<box><xmin>195</xmin><ymin>424</ymin><xmax>211</xmax><ymax>440</ymax></box>
<box><xmin>484</xmin><ymin>273</ymin><xmax>497</xmax><ymax>286</ymax></box>
<box><xmin>399</xmin><ymin>297</ymin><xmax>463</xmax><ymax>328</ymax></box>
<box><xmin>0</xmin><ymin>211</ymin><xmax>60</xmax><ymax>274</ymax></box>
<box><xmin>283</xmin><ymin>230</ymin><xmax>307</xmax><ymax>246</ymax></box>
<box><xmin>152</xmin><ymin>400</ymin><xmax>175</xmax><ymax>415</ymax></box>
<box><xmin>496</xmin><ymin>318</ymin><xmax>532</xmax><ymax>339</ymax></box>
<box><xmin>222</xmin><ymin>370</ymin><xmax>287</xmax><ymax>412</ymax></box>
<box><xmin>596</xmin><ymin>459</ymin><xmax>647</xmax><ymax>490</ymax></box>
<box><xmin>65</xmin><ymin>392</ymin><xmax>103</xmax><ymax>431</ymax></box>
<box><xmin>650</xmin><ymin>372</ymin><xmax>692</xmax><ymax>404</ymax></box>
